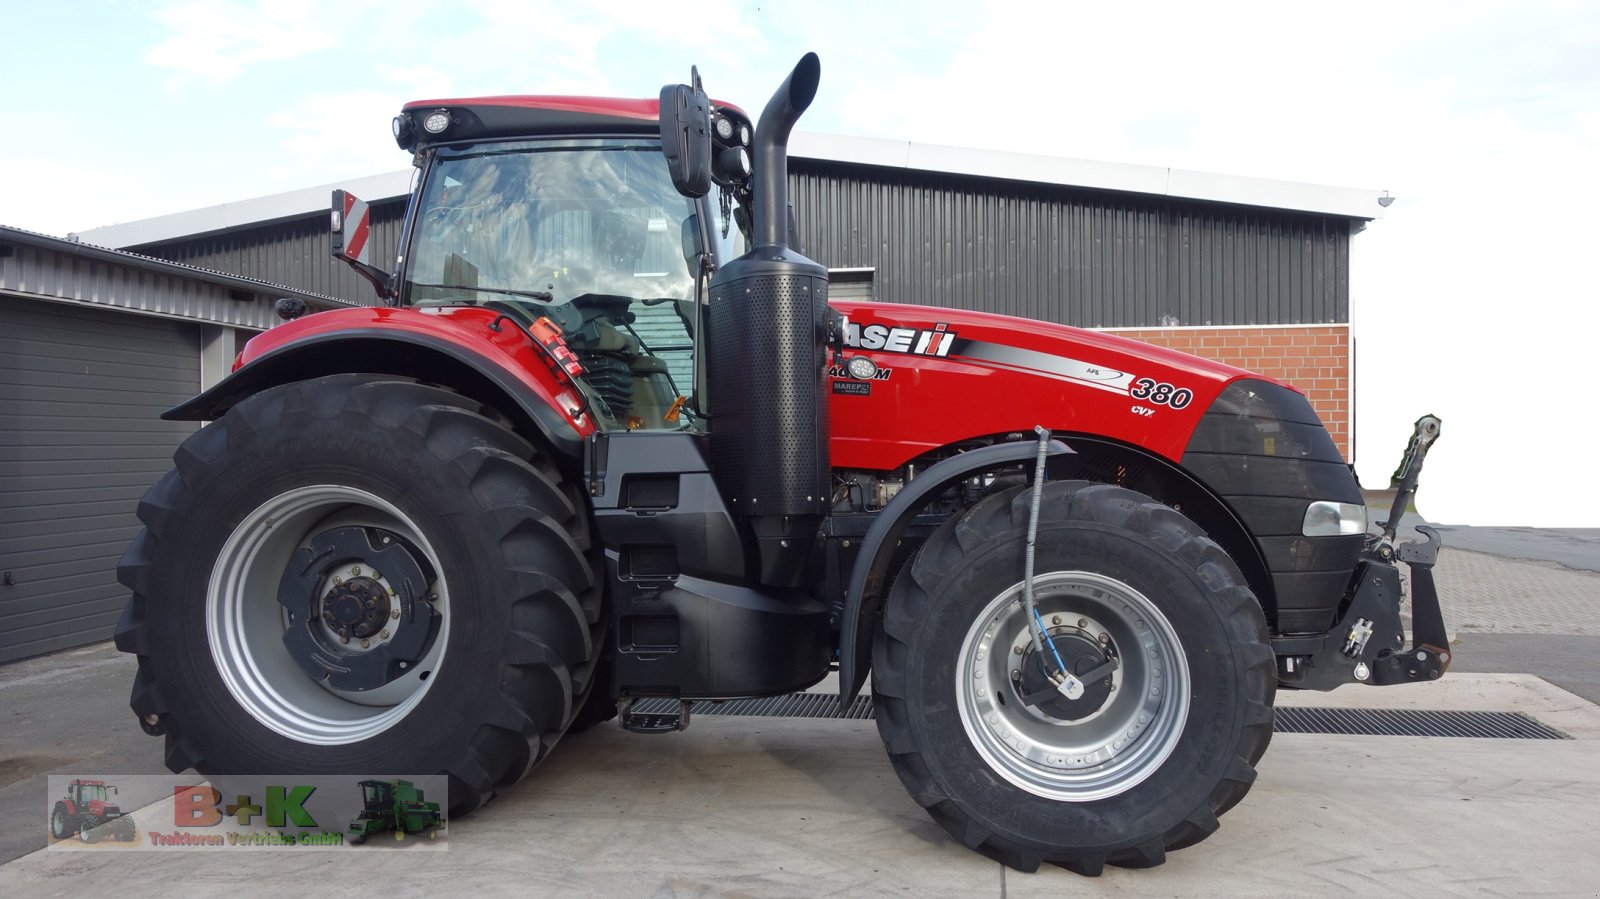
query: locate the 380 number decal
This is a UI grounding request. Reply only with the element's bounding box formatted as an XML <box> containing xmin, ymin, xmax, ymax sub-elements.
<box><xmin>1130</xmin><ymin>378</ymin><xmax>1193</xmax><ymax>409</ymax></box>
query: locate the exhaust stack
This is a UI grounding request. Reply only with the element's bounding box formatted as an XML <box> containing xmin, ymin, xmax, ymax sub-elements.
<box><xmin>707</xmin><ymin>53</ymin><xmax>830</xmax><ymax>587</ymax></box>
<box><xmin>752</xmin><ymin>53</ymin><xmax>820</xmax><ymax>248</ymax></box>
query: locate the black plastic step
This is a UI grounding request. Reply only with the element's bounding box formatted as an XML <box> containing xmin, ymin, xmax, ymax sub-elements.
<box><xmin>621</xmin><ymin>700</ymin><xmax>690</xmax><ymax>734</ymax></box>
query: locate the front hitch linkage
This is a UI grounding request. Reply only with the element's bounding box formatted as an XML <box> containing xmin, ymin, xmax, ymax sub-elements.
<box><xmin>1368</xmin><ymin>415</ymin><xmax>1450</xmax><ymax>684</ymax></box>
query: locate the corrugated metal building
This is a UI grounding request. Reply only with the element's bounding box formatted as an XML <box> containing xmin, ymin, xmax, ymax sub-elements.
<box><xmin>4</xmin><ymin>135</ymin><xmax>1379</xmax><ymax>663</ymax></box>
<box><xmin>0</xmin><ymin>227</ymin><xmax>352</xmax><ymax>663</ymax></box>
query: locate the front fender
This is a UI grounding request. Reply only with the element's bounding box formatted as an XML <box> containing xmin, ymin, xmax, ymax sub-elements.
<box><xmin>838</xmin><ymin>438</ymin><xmax>1074</xmax><ymax>705</ymax></box>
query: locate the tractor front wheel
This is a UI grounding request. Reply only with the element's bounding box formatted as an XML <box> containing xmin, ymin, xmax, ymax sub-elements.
<box><xmin>116</xmin><ymin>375</ymin><xmax>603</xmax><ymax>816</ymax></box>
<box><xmin>872</xmin><ymin>481</ymin><xmax>1275</xmax><ymax>873</ymax></box>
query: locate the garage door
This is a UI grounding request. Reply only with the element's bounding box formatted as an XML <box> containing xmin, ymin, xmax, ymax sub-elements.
<box><xmin>0</xmin><ymin>298</ymin><xmax>199</xmax><ymax>663</ymax></box>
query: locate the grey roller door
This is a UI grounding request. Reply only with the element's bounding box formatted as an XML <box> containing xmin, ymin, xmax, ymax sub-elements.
<box><xmin>0</xmin><ymin>298</ymin><xmax>199</xmax><ymax>663</ymax></box>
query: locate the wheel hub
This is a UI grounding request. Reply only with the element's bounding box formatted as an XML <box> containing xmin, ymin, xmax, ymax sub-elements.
<box><xmin>321</xmin><ymin>577</ymin><xmax>391</xmax><ymax>639</ymax></box>
<box><xmin>276</xmin><ymin>525</ymin><xmax>440</xmax><ymax>692</ymax></box>
<box><xmin>957</xmin><ymin>571</ymin><xmax>1191</xmax><ymax>801</ymax></box>
<box><xmin>1018</xmin><ymin>631</ymin><xmax>1114</xmax><ymax>721</ymax></box>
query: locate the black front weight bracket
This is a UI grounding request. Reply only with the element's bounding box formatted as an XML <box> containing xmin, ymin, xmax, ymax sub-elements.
<box><xmin>1280</xmin><ymin>413</ymin><xmax>1450</xmax><ymax>690</ymax></box>
<box><xmin>1367</xmin><ymin>525</ymin><xmax>1451</xmax><ymax>685</ymax></box>
<box><xmin>1281</xmin><ymin>530</ymin><xmax>1451</xmax><ymax>690</ymax></box>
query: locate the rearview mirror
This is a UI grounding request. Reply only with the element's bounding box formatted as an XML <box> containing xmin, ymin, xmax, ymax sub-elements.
<box><xmin>659</xmin><ymin>68</ymin><xmax>712</xmax><ymax>199</ymax></box>
<box><xmin>331</xmin><ymin>189</ymin><xmax>395</xmax><ymax>301</ymax></box>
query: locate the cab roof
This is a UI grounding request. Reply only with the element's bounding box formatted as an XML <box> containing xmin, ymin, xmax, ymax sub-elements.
<box><xmin>394</xmin><ymin>96</ymin><xmax>746</xmax><ymax>152</ymax></box>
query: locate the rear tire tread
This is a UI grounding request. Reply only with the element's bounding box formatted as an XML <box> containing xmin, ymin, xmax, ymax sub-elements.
<box><xmin>115</xmin><ymin>374</ymin><xmax>601</xmax><ymax>817</ymax></box>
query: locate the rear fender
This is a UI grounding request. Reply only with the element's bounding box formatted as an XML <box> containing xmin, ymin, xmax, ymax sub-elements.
<box><xmin>163</xmin><ymin>329</ymin><xmax>592</xmax><ymax>459</ymax></box>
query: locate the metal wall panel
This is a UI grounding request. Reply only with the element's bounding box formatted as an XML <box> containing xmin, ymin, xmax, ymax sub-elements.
<box><xmin>138</xmin><ymin>199</ymin><xmax>408</xmax><ymax>305</ymax></box>
<box><xmin>789</xmin><ymin>160</ymin><xmax>1349</xmax><ymax>328</ymax></box>
<box><xmin>2</xmin><ymin>243</ymin><xmax>284</xmax><ymax>330</ymax></box>
<box><xmin>0</xmin><ymin>297</ymin><xmax>199</xmax><ymax>663</ymax></box>
<box><xmin>127</xmin><ymin>164</ymin><xmax>1349</xmax><ymax>327</ymax></box>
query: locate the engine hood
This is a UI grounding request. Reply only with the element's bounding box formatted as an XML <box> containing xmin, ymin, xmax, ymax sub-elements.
<box><xmin>827</xmin><ymin>300</ymin><xmax>1278</xmax><ymax>469</ymax></box>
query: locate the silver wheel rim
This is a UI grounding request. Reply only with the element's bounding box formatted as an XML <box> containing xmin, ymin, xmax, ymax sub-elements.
<box><xmin>956</xmin><ymin>571</ymin><xmax>1190</xmax><ymax>801</ymax></box>
<box><xmin>207</xmin><ymin>485</ymin><xmax>450</xmax><ymax>745</ymax></box>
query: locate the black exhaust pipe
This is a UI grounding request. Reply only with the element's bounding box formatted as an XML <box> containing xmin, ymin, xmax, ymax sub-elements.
<box><xmin>707</xmin><ymin>54</ymin><xmax>831</xmax><ymax>588</ymax></box>
<box><xmin>752</xmin><ymin>52</ymin><xmax>820</xmax><ymax>248</ymax></box>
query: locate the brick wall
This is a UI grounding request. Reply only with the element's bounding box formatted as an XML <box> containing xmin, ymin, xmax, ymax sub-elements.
<box><xmin>1101</xmin><ymin>325</ymin><xmax>1351</xmax><ymax>459</ymax></box>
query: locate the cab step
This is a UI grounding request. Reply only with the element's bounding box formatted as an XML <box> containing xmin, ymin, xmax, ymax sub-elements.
<box><xmin>620</xmin><ymin>698</ymin><xmax>692</xmax><ymax>733</ymax></box>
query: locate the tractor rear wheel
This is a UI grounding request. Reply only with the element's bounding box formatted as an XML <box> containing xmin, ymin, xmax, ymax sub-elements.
<box><xmin>49</xmin><ymin>804</ymin><xmax>77</xmax><ymax>841</ymax></box>
<box><xmin>872</xmin><ymin>481</ymin><xmax>1275</xmax><ymax>874</ymax></box>
<box><xmin>116</xmin><ymin>374</ymin><xmax>603</xmax><ymax>816</ymax></box>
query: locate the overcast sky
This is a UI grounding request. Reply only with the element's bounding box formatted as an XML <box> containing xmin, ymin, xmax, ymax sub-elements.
<box><xmin>4</xmin><ymin>1</ymin><xmax>1597</xmax><ymax>525</ymax></box>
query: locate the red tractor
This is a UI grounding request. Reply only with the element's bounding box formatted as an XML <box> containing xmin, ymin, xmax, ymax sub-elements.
<box><xmin>51</xmin><ymin>779</ymin><xmax>137</xmax><ymax>843</ymax></box>
<box><xmin>116</xmin><ymin>54</ymin><xmax>1447</xmax><ymax>873</ymax></box>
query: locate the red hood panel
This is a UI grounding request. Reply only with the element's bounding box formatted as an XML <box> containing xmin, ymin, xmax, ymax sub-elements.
<box><xmin>828</xmin><ymin>301</ymin><xmax>1272</xmax><ymax>469</ymax></box>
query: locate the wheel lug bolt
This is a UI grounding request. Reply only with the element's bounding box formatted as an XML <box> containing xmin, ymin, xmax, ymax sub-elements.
<box><xmin>391</xmin><ymin>609</ymin><xmax>400</xmax><ymax>619</ymax></box>
<box><xmin>1011</xmin><ymin>670</ymin><xmax>1021</xmax><ymax>681</ymax></box>
<box><xmin>1051</xmin><ymin>615</ymin><xmax>1061</xmax><ymax>625</ymax></box>
<box><xmin>1099</xmin><ymin>632</ymin><xmax>1110</xmax><ymax>643</ymax></box>
<box><xmin>352</xmin><ymin>566</ymin><xmax>362</xmax><ymax>576</ymax></box>
<box><xmin>381</xmin><ymin>536</ymin><xmax>392</xmax><ymax>545</ymax></box>
<box><xmin>361</xmin><ymin>639</ymin><xmax>370</xmax><ymax>648</ymax></box>
<box><xmin>1013</xmin><ymin>646</ymin><xmax>1023</xmax><ymax>655</ymax></box>
<box><xmin>380</xmin><ymin>630</ymin><xmax>390</xmax><ymax>639</ymax></box>
<box><xmin>1078</xmin><ymin>618</ymin><xmax>1087</xmax><ymax>628</ymax></box>
<box><xmin>332</xmin><ymin>576</ymin><xmax>343</xmax><ymax>586</ymax></box>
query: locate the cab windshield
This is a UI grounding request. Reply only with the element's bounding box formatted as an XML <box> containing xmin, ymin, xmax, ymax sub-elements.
<box><xmin>404</xmin><ymin>139</ymin><xmax>717</xmax><ymax>431</ymax></box>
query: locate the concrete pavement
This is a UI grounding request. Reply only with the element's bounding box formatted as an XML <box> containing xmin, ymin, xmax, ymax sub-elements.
<box><xmin>1</xmin><ymin>674</ymin><xmax>1597</xmax><ymax>897</ymax></box>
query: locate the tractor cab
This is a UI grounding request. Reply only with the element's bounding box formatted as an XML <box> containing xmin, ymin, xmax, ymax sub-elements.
<box><xmin>333</xmin><ymin>91</ymin><xmax>756</xmax><ymax>435</ymax></box>
<box><xmin>357</xmin><ymin>779</ymin><xmax>391</xmax><ymax>810</ymax></box>
<box><xmin>401</xmin><ymin>139</ymin><xmax>740</xmax><ymax>430</ymax></box>
<box><xmin>70</xmin><ymin>780</ymin><xmax>113</xmax><ymax>809</ymax></box>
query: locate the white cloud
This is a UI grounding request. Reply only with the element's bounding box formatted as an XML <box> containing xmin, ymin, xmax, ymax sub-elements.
<box><xmin>143</xmin><ymin>0</ymin><xmax>338</xmax><ymax>80</ymax></box>
<box><xmin>264</xmin><ymin>89</ymin><xmax>417</xmax><ymax>186</ymax></box>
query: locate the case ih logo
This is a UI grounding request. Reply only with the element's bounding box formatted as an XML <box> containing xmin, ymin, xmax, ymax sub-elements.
<box><xmin>844</xmin><ymin>322</ymin><xmax>956</xmax><ymax>357</ymax></box>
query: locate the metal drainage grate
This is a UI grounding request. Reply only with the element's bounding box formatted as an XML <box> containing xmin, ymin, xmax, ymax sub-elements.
<box><xmin>632</xmin><ymin>693</ymin><xmax>874</xmax><ymax>720</ymax></box>
<box><xmin>1271</xmin><ymin>707</ymin><xmax>1569</xmax><ymax>740</ymax></box>
<box><xmin>630</xmin><ymin>695</ymin><xmax>1571</xmax><ymax>740</ymax></box>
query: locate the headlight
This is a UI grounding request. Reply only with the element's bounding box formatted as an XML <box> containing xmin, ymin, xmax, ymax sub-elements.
<box><xmin>422</xmin><ymin>109</ymin><xmax>451</xmax><ymax>134</ymax></box>
<box><xmin>1302</xmin><ymin>501</ymin><xmax>1366</xmax><ymax>536</ymax></box>
<box><xmin>845</xmin><ymin>356</ymin><xmax>879</xmax><ymax>380</ymax></box>
<box><xmin>717</xmin><ymin>146</ymin><xmax>752</xmax><ymax>179</ymax></box>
